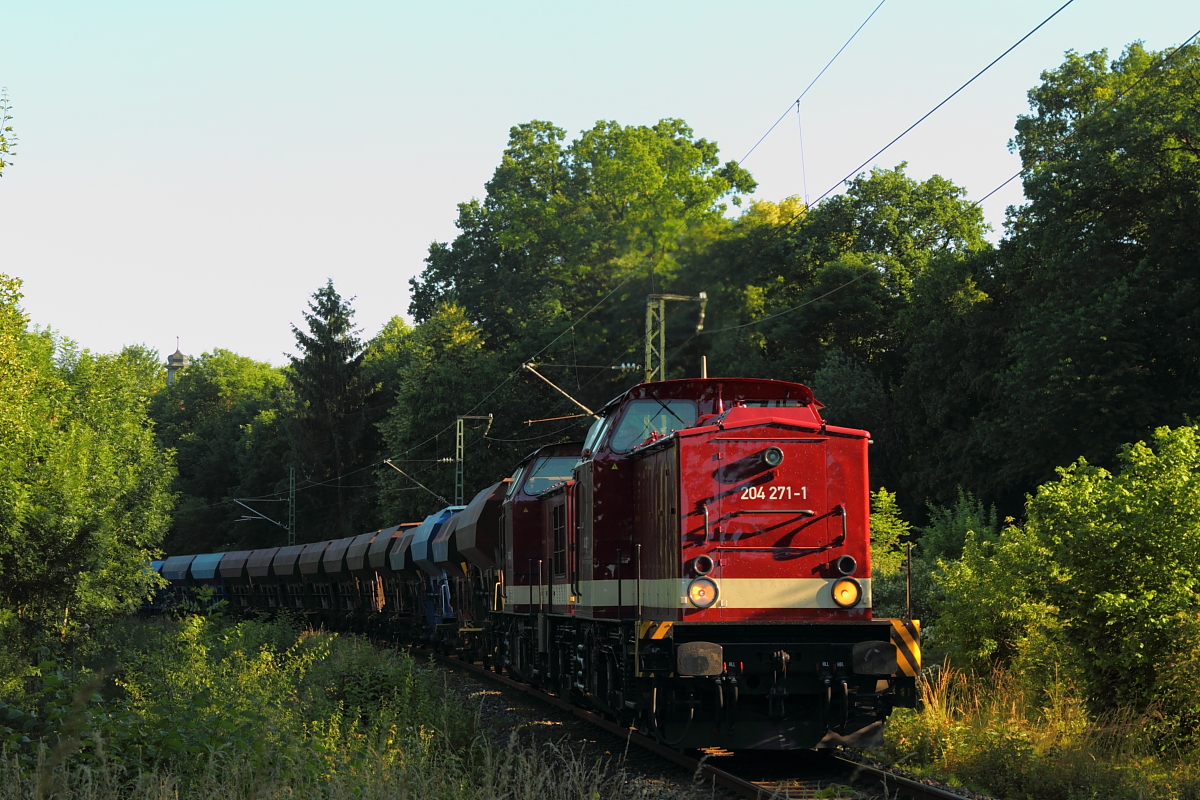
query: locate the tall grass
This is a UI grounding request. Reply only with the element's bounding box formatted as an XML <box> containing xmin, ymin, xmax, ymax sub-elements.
<box><xmin>0</xmin><ymin>731</ymin><xmax>655</xmax><ymax>800</ymax></box>
<box><xmin>0</xmin><ymin>616</ymin><xmax>683</xmax><ymax>800</ymax></box>
<box><xmin>882</xmin><ymin>665</ymin><xmax>1200</xmax><ymax>799</ymax></box>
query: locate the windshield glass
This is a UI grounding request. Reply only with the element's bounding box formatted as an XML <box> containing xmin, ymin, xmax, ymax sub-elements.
<box><xmin>504</xmin><ymin>465</ymin><xmax>526</xmax><ymax>498</ymax></box>
<box><xmin>582</xmin><ymin>415</ymin><xmax>611</xmax><ymax>453</ymax></box>
<box><xmin>608</xmin><ymin>399</ymin><xmax>697</xmax><ymax>453</ymax></box>
<box><xmin>743</xmin><ymin>399</ymin><xmax>801</xmax><ymax>407</ymax></box>
<box><xmin>523</xmin><ymin>456</ymin><xmax>577</xmax><ymax>495</ymax></box>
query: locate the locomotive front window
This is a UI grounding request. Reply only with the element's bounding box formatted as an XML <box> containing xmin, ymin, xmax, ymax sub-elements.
<box><xmin>608</xmin><ymin>399</ymin><xmax>698</xmax><ymax>453</ymax></box>
<box><xmin>523</xmin><ymin>456</ymin><xmax>576</xmax><ymax>494</ymax></box>
<box><xmin>505</xmin><ymin>464</ymin><xmax>526</xmax><ymax>498</ymax></box>
<box><xmin>582</xmin><ymin>414</ymin><xmax>612</xmax><ymax>454</ymax></box>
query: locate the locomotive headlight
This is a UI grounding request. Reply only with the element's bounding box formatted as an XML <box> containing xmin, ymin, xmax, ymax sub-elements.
<box><xmin>763</xmin><ymin>447</ymin><xmax>784</xmax><ymax>467</ymax></box>
<box><xmin>687</xmin><ymin>577</ymin><xmax>719</xmax><ymax>608</ymax></box>
<box><xmin>831</xmin><ymin>577</ymin><xmax>862</xmax><ymax>608</ymax></box>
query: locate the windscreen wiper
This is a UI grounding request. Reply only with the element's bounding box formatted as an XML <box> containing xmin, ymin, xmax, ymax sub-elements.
<box><xmin>646</xmin><ymin>391</ymin><xmax>687</xmax><ymax>426</ymax></box>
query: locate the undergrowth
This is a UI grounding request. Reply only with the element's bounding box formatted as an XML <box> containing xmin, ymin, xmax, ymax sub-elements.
<box><xmin>0</xmin><ymin>615</ymin><xmax>665</xmax><ymax>800</ymax></box>
<box><xmin>881</xmin><ymin>665</ymin><xmax>1200</xmax><ymax>800</ymax></box>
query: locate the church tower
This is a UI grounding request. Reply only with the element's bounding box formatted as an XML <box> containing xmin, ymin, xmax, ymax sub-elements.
<box><xmin>165</xmin><ymin>340</ymin><xmax>190</xmax><ymax>387</ymax></box>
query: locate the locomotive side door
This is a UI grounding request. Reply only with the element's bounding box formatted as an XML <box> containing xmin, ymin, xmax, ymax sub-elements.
<box><xmin>546</xmin><ymin>490</ymin><xmax>575</xmax><ymax>614</ymax></box>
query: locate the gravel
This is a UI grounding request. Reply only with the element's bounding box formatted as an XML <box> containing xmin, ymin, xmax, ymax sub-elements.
<box><xmin>432</xmin><ymin>661</ymin><xmax>742</xmax><ymax>800</ymax></box>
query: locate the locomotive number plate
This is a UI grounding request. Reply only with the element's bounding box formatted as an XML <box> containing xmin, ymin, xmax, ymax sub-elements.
<box><xmin>739</xmin><ymin>485</ymin><xmax>807</xmax><ymax>501</ymax></box>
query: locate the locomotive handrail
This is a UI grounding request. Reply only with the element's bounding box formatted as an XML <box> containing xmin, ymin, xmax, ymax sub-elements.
<box><xmin>731</xmin><ymin>508</ymin><xmax>815</xmax><ymax>516</ymax></box>
<box><xmin>636</xmin><ymin>544</ymin><xmax>642</xmax><ymax>618</ymax></box>
<box><xmin>712</xmin><ymin>545</ymin><xmax>829</xmax><ymax>553</ymax></box>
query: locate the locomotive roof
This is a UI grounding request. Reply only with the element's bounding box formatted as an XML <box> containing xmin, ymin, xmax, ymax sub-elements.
<box><xmin>516</xmin><ymin>440</ymin><xmax>583</xmax><ymax>467</ymax></box>
<box><xmin>597</xmin><ymin>377</ymin><xmax>821</xmax><ymax>417</ymax></box>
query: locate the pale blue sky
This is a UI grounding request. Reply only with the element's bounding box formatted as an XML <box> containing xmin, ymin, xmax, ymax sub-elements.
<box><xmin>0</xmin><ymin>1</ymin><xmax>1194</xmax><ymax>365</ymax></box>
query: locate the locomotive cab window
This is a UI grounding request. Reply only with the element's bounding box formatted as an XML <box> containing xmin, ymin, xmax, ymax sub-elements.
<box><xmin>505</xmin><ymin>465</ymin><xmax>527</xmax><ymax>498</ymax></box>
<box><xmin>743</xmin><ymin>399</ymin><xmax>802</xmax><ymax>407</ymax></box>
<box><xmin>581</xmin><ymin>413</ymin><xmax>612</xmax><ymax>455</ymax></box>
<box><xmin>609</xmin><ymin>399</ymin><xmax>697</xmax><ymax>453</ymax></box>
<box><xmin>551</xmin><ymin>504</ymin><xmax>567</xmax><ymax>577</ymax></box>
<box><xmin>523</xmin><ymin>456</ymin><xmax>576</xmax><ymax>495</ymax></box>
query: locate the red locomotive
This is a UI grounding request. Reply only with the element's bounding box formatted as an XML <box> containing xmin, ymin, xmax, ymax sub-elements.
<box><xmin>157</xmin><ymin>377</ymin><xmax>919</xmax><ymax>750</ymax></box>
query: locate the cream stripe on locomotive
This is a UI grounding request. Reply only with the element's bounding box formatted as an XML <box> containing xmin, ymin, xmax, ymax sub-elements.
<box><xmin>503</xmin><ymin>577</ymin><xmax>873</xmax><ymax>610</ymax></box>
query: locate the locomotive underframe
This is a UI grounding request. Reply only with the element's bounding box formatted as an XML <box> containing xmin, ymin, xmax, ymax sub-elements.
<box><xmin>485</xmin><ymin>609</ymin><xmax>914</xmax><ymax>750</ymax></box>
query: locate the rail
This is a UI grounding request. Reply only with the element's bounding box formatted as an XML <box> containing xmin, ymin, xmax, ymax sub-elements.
<box><xmin>419</xmin><ymin>646</ymin><xmax>986</xmax><ymax>800</ymax></box>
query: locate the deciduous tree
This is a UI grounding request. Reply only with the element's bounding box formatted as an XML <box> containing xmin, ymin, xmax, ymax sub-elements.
<box><xmin>0</xmin><ymin>275</ymin><xmax>174</xmax><ymax>642</ymax></box>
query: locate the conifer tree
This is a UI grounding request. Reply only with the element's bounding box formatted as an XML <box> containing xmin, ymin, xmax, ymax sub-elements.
<box><xmin>288</xmin><ymin>280</ymin><xmax>371</xmax><ymax>535</ymax></box>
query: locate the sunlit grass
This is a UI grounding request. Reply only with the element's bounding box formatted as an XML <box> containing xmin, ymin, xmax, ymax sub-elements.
<box><xmin>0</xmin><ymin>616</ymin><xmax>693</xmax><ymax>800</ymax></box>
<box><xmin>881</xmin><ymin>665</ymin><xmax>1200</xmax><ymax>799</ymax></box>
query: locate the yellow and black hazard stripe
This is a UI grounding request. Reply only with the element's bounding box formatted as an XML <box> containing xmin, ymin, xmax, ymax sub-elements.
<box><xmin>887</xmin><ymin>618</ymin><xmax>921</xmax><ymax>676</ymax></box>
<box><xmin>639</xmin><ymin>620</ymin><xmax>674</xmax><ymax>640</ymax></box>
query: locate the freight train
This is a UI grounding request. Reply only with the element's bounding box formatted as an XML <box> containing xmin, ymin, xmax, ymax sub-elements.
<box><xmin>153</xmin><ymin>377</ymin><xmax>920</xmax><ymax>750</ymax></box>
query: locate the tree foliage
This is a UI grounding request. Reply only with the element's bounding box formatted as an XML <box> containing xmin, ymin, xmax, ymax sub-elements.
<box><xmin>895</xmin><ymin>41</ymin><xmax>1200</xmax><ymax>514</ymax></box>
<box><xmin>867</xmin><ymin>488</ymin><xmax>908</xmax><ymax>579</ymax></box>
<box><xmin>0</xmin><ymin>89</ymin><xmax>14</xmax><ymax>178</ymax></box>
<box><xmin>410</xmin><ymin>119</ymin><xmax>754</xmax><ymax>346</ymax></box>
<box><xmin>150</xmin><ymin>349</ymin><xmax>287</xmax><ymax>553</ymax></box>
<box><xmin>0</xmin><ymin>275</ymin><xmax>174</xmax><ymax>641</ymax></box>
<box><xmin>1029</xmin><ymin>425</ymin><xmax>1200</xmax><ymax>710</ymax></box>
<box><xmin>288</xmin><ymin>280</ymin><xmax>375</xmax><ymax>536</ymax></box>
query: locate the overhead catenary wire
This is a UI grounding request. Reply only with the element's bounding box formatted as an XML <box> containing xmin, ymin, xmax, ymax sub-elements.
<box><xmin>483</xmin><ymin>421</ymin><xmax>587</xmax><ymax>443</ymax></box>
<box><xmin>647</xmin><ymin>0</ymin><xmax>1084</xmax><ymax>339</ymax></box>
<box><xmin>252</xmin><ymin>1</ymin><xmax>1096</xmax><ymax>500</ymax></box>
<box><xmin>699</xmin><ymin>22</ymin><xmax>1200</xmax><ymax>338</ymax></box>
<box><xmin>806</xmin><ymin>0</ymin><xmax>1076</xmax><ymax>208</ymax></box>
<box><xmin>970</xmin><ymin>25</ymin><xmax>1200</xmax><ymax>209</ymax></box>
<box><xmin>739</xmin><ymin>0</ymin><xmax>889</xmax><ymax>165</ymax></box>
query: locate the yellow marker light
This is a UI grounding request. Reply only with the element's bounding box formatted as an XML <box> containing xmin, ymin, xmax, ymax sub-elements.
<box><xmin>687</xmin><ymin>578</ymin><xmax>719</xmax><ymax>609</ymax></box>
<box><xmin>831</xmin><ymin>577</ymin><xmax>862</xmax><ymax>608</ymax></box>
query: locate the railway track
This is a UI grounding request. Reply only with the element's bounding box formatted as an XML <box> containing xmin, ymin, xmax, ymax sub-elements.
<box><xmin>421</xmin><ymin>648</ymin><xmax>982</xmax><ymax>800</ymax></box>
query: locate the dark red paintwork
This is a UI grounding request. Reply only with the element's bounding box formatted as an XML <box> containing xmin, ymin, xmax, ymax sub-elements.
<box><xmin>570</xmin><ymin>378</ymin><xmax>872</xmax><ymax>622</ymax></box>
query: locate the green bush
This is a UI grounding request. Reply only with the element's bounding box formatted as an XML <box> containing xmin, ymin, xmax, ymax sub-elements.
<box><xmin>918</xmin><ymin>487</ymin><xmax>998</xmax><ymax>563</ymax></box>
<box><xmin>869</xmin><ymin>487</ymin><xmax>909</xmax><ymax>579</ymax></box>
<box><xmin>0</xmin><ymin>616</ymin><xmax>671</xmax><ymax>800</ymax></box>
<box><xmin>0</xmin><ymin>616</ymin><xmax>473</xmax><ymax>785</ymax></box>
<box><xmin>1029</xmin><ymin>426</ymin><xmax>1200</xmax><ymax>712</ymax></box>
<box><xmin>934</xmin><ymin>524</ymin><xmax>1059</xmax><ymax>672</ymax></box>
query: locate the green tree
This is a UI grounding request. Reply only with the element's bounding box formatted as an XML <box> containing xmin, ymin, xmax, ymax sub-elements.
<box><xmin>702</xmin><ymin>166</ymin><xmax>988</xmax><ymax>375</ymax></box>
<box><xmin>931</xmin><ymin>426</ymin><xmax>1200</xmax><ymax>712</ymax></box>
<box><xmin>868</xmin><ymin>488</ymin><xmax>909</xmax><ymax>578</ymax></box>
<box><xmin>888</xmin><ymin>247</ymin><xmax>1005</xmax><ymax>510</ymax></box>
<box><xmin>895</xmin><ymin>42</ymin><xmax>1200</xmax><ymax>514</ymax></box>
<box><xmin>362</xmin><ymin>315</ymin><xmax>414</xmax><ymax>402</ymax></box>
<box><xmin>409</xmin><ymin>118</ymin><xmax>754</xmax><ymax>409</ymax></box>
<box><xmin>696</xmin><ymin>167</ymin><xmax>989</xmax><ymax>491</ymax></box>
<box><xmin>376</xmin><ymin>305</ymin><xmax>533</xmax><ymax>522</ymax></box>
<box><xmin>933</xmin><ymin>523</ymin><xmax>1059</xmax><ymax>673</ymax></box>
<box><xmin>995</xmin><ymin>43</ymin><xmax>1200</xmax><ymax>508</ymax></box>
<box><xmin>150</xmin><ymin>349</ymin><xmax>287</xmax><ymax>553</ymax></box>
<box><xmin>1028</xmin><ymin>425</ymin><xmax>1200</xmax><ymax>711</ymax></box>
<box><xmin>0</xmin><ymin>275</ymin><xmax>174</xmax><ymax>642</ymax></box>
<box><xmin>288</xmin><ymin>280</ymin><xmax>374</xmax><ymax>537</ymax></box>
<box><xmin>917</xmin><ymin>487</ymin><xmax>998</xmax><ymax>563</ymax></box>
<box><xmin>411</xmin><ymin>119</ymin><xmax>754</xmax><ymax>335</ymax></box>
<box><xmin>0</xmin><ymin>89</ymin><xmax>15</xmax><ymax>177</ymax></box>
